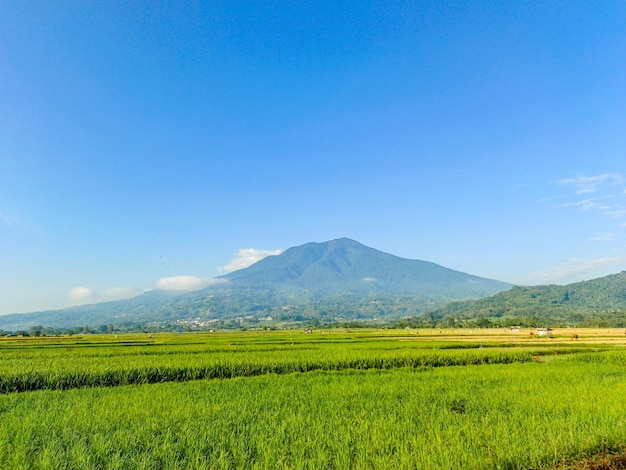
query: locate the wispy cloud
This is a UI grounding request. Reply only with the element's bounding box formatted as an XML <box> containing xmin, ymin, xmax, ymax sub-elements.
<box><xmin>68</xmin><ymin>286</ymin><xmax>144</xmax><ymax>304</ymax></box>
<box><xmin>535</xmin><ymin>174</ymin><xmax>626</xmax><ymax>284</ymax></box>
<box><xmin>553</xmin><ymin>173</ymin><xmax>626</xmax><ymax>221</ymax></box>
<box><xmin>557</xmin><ymin>196</ymin><xmax>611</xmax><ymax>212</ymax></box>
<box><xmin>558</xmin><ymin>173</ymin><xmax>623</xmax><ymax>194</ymax></box>
<box><xmin>218</xmin><ymin>248</ymin><xmax>283</xmax><ymax>273</ymax></box>
<box><xmin>105</xmin><ymin>286</ymin><xmax>144</xmax><ymax>299</ymax></box>
<box><xmin>0</xmin><ymin>211</ymin><xmax>13</xmax><ymax>227</ymax></box>
<box><xmin>605</xmin><ymin>208</ymin><xmax>626</xmax><ymax>219</ymax></box>
<box><xmin>155</xmin><ymin>275</ymin><xmax>227</xmax><ymax>291</ymax></box>
<box><xmin>528</xmin><ymin>255</ymin><xmax>626</xmax><ymax>284</ymax></box>
<box><xmin>590</xmin><ymin>233</ymin><xmax>616</xmax><ymax>241</ymax></box>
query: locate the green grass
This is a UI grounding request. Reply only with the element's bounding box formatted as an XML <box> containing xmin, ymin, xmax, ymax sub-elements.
<box><xmin>0</xmin><ymin>330</ymin><xmax>624</xmax><ymax>468</ymax></box>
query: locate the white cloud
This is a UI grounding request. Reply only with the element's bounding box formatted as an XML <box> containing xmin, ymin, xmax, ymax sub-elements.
<box><xmin>69</xmin><ymin>286</ymin><xmax>94</xmax><ymax>301</ymax></box>
<box><xmin>362</xmin><ymin>277</ymin><xmax>377</xmax><ymax>282</ymax></box>
<box><xmin>155</xmin><ymin>275</ymin><xmax>227</xmax><ymax>291</ymax></box>
<box><xmin>528</xmin><ymin>255</ymin><xmax>626</xmax><ymax>284</ymax></box>
<box><xmin>218</xmin><ymin>248</ymin><xmax>283</xmax><ymax>273</ymax></box>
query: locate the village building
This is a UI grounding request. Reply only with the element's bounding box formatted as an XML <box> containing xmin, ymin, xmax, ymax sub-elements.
<box><xmin>537</xmin><ymin>328</ymin><xmax>553</xmax><ymax>338</ymax></box>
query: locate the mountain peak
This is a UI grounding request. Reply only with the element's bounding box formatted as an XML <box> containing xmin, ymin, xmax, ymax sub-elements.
<box><xmin>295</xmin><ymin>237</ymin><xmax>364</xmax><ymax>252</ymax></box>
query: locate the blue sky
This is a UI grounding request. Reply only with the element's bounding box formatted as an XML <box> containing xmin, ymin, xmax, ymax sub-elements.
<box><xmin>1</xmin><ymin>1</ymin><xmax>625</xmax><ymax>315</ymax></box>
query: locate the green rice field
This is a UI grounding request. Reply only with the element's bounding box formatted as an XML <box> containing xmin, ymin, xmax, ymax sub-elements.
<box><xmin>1</xmin><ymin>328</ymin><xmax>625</xmax><ymax>469</ymax></box>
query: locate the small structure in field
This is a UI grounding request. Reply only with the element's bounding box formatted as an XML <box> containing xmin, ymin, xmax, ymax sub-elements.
<box><xmin>537</xmin><ymin>328</ymin><xmax>553</xmax><ymax>338</ymax></box>
<box><xmin>510</xmin><ymin>326</ymin><xmax>521</xmax><ymax>333</ymax></box>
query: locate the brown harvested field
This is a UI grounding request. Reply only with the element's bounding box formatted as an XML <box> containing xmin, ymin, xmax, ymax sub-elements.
<box><xmin>396</xmin><ymin>328</ymin><xmax>626</xmax><ymax>345</ymax></box>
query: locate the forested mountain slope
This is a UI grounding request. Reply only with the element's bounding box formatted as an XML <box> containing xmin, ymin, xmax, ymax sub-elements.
<box><xmin>427</xmin><ymin>271</ymin><xmax>626</xmax><ymax>327</ymax></box>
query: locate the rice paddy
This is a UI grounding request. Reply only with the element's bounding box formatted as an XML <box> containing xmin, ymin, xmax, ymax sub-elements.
<box><xmin>1</xmin><ymin>328</ymin><xmax>625</xmax><ymax>469</ymax></box>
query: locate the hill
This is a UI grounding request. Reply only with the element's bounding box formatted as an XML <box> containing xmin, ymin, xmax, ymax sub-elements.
<box><xmin>0</xmin><ymin>238</ymin><xmax>511</xmax><ymax>331</ymax></box>
<box><xmin>426</xmin><ymin>271</ymin><xmax>626</xmax><ymax>328</ymax></box>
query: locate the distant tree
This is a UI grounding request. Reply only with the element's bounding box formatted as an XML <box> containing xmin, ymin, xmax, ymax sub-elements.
<box><xmin>28</xmin><ymin>326</ymin><xmax>42</xmax><ymax>337</ymax></box>
<box><xmin>474</xmin><ymin>317</ymin><xmax>493</xmax><ymax>328</ymax></box>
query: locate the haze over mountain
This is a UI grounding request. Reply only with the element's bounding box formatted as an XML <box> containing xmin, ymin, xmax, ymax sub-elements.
<box><xmin>0</xmin><ymin>238</ymin><xmax>511</xmax><ymax>331</ymax></box>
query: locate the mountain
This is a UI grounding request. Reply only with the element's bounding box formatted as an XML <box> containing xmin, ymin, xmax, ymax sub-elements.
<box><xmin>0</xmin><ymin>238</ymin><xmax>511</xmax><ymax>331</ymax></box>
<box><xmin>427</xmin><ymin>271</ymin><xmax>626</xmax><ymax>327</ymax></box>
<box><xmin>223</xmin><ymin>238</ymin><xmax>510</xmax><ymax>298</ymax></box>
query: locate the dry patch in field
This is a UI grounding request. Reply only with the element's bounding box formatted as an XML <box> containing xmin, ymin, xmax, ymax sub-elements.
<box><xmin>554</xmin><ymin>449</ymin><xmax>626</xmax><ymax>469</ymax></box>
